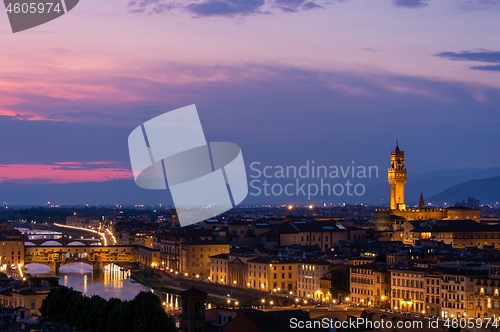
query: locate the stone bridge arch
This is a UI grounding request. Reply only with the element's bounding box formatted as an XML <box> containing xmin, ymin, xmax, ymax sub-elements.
<box><xmin>24</xmin><ymin>244</ymin><xmax>140</xmax><ymax>274</ymax></box>
<box><xmin>27</xmin><ymin>259</ymin><xmax>106</xmax><ymax>274</ymax></box>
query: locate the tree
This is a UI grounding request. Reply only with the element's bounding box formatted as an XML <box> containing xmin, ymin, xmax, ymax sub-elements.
<box><xmin>330</xmin><ymin>269</ymin><xmax>350</xmax><ymax>301</ymax></box>
<box><xmin>129</xmin><ymin>292</ymin><xmax>177</xmax><ymax>332</ymax></box>
<box><xmin>40</xmin><ymin>286</ymin><xmax>176</xmax><ymax>332</ymax></box>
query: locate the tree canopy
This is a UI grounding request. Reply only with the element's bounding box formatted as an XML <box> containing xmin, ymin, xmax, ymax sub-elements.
<box><xmin>40</xmin><ymin>286</ymin><xmax>176</xmax><ymax>332</ymax></box>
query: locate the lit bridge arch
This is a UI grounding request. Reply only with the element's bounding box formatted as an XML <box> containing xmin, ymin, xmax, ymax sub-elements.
<box><xmin>24</xmin><ymin>245</ymin><xmax>141</xmax><ymax>274</ymax></box>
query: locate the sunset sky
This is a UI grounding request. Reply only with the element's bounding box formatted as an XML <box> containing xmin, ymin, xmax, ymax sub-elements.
<box><xmin>0</xmin><ymin>0</ymin><xmax>499</xmax><ymax>184</ymax></box>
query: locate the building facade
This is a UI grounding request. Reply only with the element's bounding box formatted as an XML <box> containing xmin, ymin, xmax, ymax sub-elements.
<box><xmin>349</xmin><ymin>263</ymin><xmax>391</xmax><ymax>308</ymax></box>
<box><xmin>180</xmin><ymin>239</ymin><xmax>230</xmax><ymax>278</ymax></box>
<box><xmin>390</xmin><ymin>267</ymin><xmax>426</xmax><ymax>314</ymax></box>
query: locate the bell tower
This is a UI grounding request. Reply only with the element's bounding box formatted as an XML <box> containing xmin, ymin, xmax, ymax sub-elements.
<box><xmin>388</xmin><ymin>141</ymin><xmax>406</xmax><ymax>210</ymax></box>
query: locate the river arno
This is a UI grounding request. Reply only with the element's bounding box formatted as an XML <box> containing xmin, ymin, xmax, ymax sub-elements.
<box><xmin>25</xmin><ymin>262</ymin><xmax>151</xmax><ymax>301</ymax></box>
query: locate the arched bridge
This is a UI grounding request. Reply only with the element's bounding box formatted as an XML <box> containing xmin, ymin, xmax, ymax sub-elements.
<box><xmin>24</xmin><ymin>245</ymin><xmax>140</xmax><ymax>274</ymax></box>
<box><xmin>25</xmin><ymin>238</ymin><xmax>101</xmax><ymax>247</ymax></box>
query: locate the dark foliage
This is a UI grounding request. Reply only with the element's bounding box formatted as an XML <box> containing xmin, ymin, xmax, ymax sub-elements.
<box><xmin>40</xmin><ymin>286</ymin><xmax>176</xmax><ymax>332</ymax></box>
<box><xmin>330</xmin><ymin>269</ymin><xmax>350</xmax><ymax>299</ymax></box>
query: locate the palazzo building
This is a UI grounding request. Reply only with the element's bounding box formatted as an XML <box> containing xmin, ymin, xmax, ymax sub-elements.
<box><xmin>375</xmin><ymin>143</ymin><xmax>480</xmax><ymax>231</ymax></box>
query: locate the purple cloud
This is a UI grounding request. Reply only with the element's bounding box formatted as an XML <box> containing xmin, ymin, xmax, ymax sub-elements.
<box><xmin>127</xmin><ymin>0</ymin><xmax>325</xmax><ymax>17</ymax></box>
<box><xmin>435</xmin><ymin>50</ymin><xmax>500</xmax><ymax>72</ymax></box>
<box><xmin>186</xmin><ymin>0</ymin><xmax>266</xmax><ymax>17</ymax></box>
<box><xmin>435</xmin><ymin>50</ymin><xmax>500</xmax><ymax>63</ymax></box>
<box><xmin>302</xmin><ymin>1</ymin><xmax>323</xmax><ymax>10</ymax></box>
<box><xmin>272</xmin><ymin>0</ymin><xmax>306</xmax><ymax>12</ymax></box>
<box><xmin>470</xmin><ymin>64</ymin><xmax>500</xmax><ymax>71</ymax></box>
<box><xmin>392</xmin><ymin>0</ymin><xmax>429</xmax><ymax>8</ymax></box>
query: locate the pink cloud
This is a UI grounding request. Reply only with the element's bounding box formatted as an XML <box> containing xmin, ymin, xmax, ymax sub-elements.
<box><xmin>0</xmin><ymin>162</ymin><xmax>132</xmax><ymax>184</ymax></box>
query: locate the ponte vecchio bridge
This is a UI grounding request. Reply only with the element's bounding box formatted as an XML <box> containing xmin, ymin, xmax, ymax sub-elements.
<box><xmin>24</xmin><ymin>239</ymin><xmax>159</xmax><ymax>274</ymax></box>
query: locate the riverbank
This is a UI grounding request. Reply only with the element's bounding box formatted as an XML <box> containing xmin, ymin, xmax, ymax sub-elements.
<box><xmin>130</xmin><ymin>269</ymin><xmax>241</xmax><ymax>305</ymax></box>
<box><xmin>130</xmin><ymin>269</ymin><xmax>181</xmax><ymax>295</ymax></box>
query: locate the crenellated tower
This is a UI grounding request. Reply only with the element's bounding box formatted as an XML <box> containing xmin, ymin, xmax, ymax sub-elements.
<box><xmin>388</xmin><ymin>142</ymin><xmax>406</xmax><ymax>210</ymax></box>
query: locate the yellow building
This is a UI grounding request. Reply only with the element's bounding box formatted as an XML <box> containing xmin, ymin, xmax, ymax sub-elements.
<box><xmin>134</xmin><ymin>233</ymin><xmax>154</xmax><ymax>248</ymax></box>
<box><xmin>435</xmin><ymin>269</ymin><xmax>479</xmax><ymax>319</ymax></box>
<box><xmin>137</xmin><ymin>245</ymin><xmax>160</xmax><ymax>268</ymax></box>
<box><xmin>297</xmin><ymin>259</ymin><xmax>331</xmax><ymax>300</ymax></box>
<box><xmin>350</xmin><ymin>263</ymin><xmax>391</xmax><ymax>308</ymax></box>
<box><xmin>4</xmin><ymin>277</ymin><xmax>59</xmax><ymax>316</ymax></box>
<box><xmin>446</xmin><ymin>207</ymin><xmax>480</xmax><ymax>221</ymax></box>
<box><xmin>209</xmin><ymin>253</ymin><xmax>253</xmax><ymax>287</ymax></box>
<box><xmin>1</xmin><ymin>238</ymin><xmax>25</xmax><ymax>271</ymax></box>
<box><xmin>159</xmin><ymin>228</ymin><xmax>213</xmax><ymax>272</ymax></box>
<box><xmin>180</xmin><ymin>239</ymin><xmax>230</xmax><ymax>278</ymax></box>
<box><xmin>423</xmin><ymin>272</ymin><xmax>441</xmax><ymax>317</ymax></box>
<box><xmin>210</xmin><ymin>253</ymin><xmax>229</xmax><ymax>284</ymax></box>
<box><xmin>390</xmin><ymin>267</ymin><xmax>426</xmax><ymax>314</ymax></box>
<box><xmin>474</xmin><ymin>263</ymin><xmax>500</xmax><ymax>321</ymax></box>
<box><xmin>247</xmin><ymin>256</ymin><xmax>299</xmax><ymax>292</ymax></box>
<box><xmin>319</xmin><ymin>275</ymin><xmax>332</xmax><ymax>302</ymax></box>
<box><xmin>0</xmin><ymin>221</ymin><xmax>24</xmax><ymax>271</ymax></box>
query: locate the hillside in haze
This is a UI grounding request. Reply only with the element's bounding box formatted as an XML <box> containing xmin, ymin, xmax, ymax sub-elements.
<box><xmin>0</xmin><ymin>180</ymin><xmax>174</xmax><ymax>206</ymax></box>
<box><xmin>0</xmin><ymin>167</ymin><xmax>499</xmax><ymax>206</ymax></box>
<box><xmin>428</xmin><ymin>176</ymin><xmax>500</xmax><ymax>205</ymax></box>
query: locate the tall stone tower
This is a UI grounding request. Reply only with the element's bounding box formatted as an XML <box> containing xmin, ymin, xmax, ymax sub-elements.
<box><xmin>388</xmin><ymin>142</ymin><xmax>406</xmax><ymax>210</ymax></box>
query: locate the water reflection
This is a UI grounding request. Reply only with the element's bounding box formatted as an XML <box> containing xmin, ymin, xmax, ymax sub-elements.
<box><xmin>25</xmin><ymin>263</ymin><xmax>150</xmax><ymax>301</ymax></box>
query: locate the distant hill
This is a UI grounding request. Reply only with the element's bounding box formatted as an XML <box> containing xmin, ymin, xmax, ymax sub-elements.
<box><xmin>344</xmin><ymin>167</ymin><xmax>500</xmax><ymax>205</ymax></box>
<box><xmin>428</xmin><ymin>176</ymin><xmax>500</xmax><ymax>205</ymax></box>
<box><xmin>402</xmin><ymin>167</ymin><xmax>500</xmax><ymax>204</ymax></box>
<box><xmin>0</xmin><ymin>180</ymin><xmax>174</xmax><ymax>206</ymax></box>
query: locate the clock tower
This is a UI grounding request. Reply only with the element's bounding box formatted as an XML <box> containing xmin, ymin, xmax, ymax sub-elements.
<box><xmin>388</xmin><ymin>142</ymin><xmax>406</xmax><ymax>210</ymax></box>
